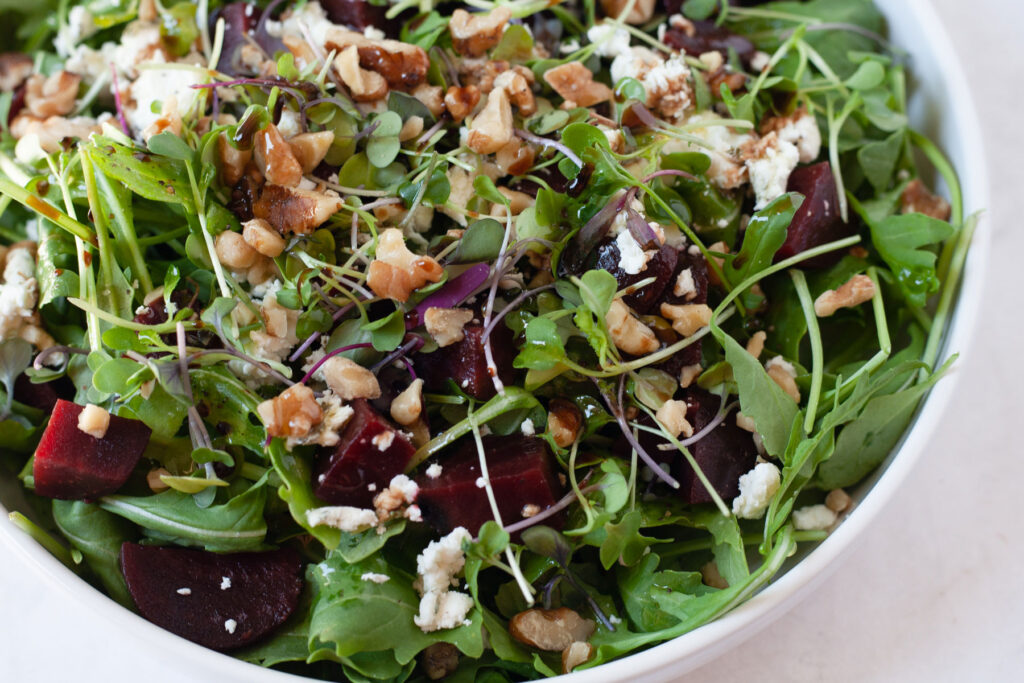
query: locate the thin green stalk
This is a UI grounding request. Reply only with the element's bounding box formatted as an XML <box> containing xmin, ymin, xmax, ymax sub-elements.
<box><xmin>921</xmin><ymin>213</ymin><xmax>977</xmax><ymax>380</ymax></box>
<box><xmin>790</xmin><ymin>270</ymin><xmax>823</xmax><ymax>434</ymax></box>
<box><xmin>92</xmin><ymin>170</ymin><xmax>154</xmax><ymax>292</ymax></box>
<box><xmin>8</xmin><ymin>512</ymin><xmax>77</xmax><ymax>569</ymax></box>
<box><xmin>0</xmin><ymin>176</ymin><xmax>94</xmax><ymax>243</ymax></box>
<box><xmin>185</xmin><ymin>164</ymin><xmax>231</xmax><ymax>298</ymax></box>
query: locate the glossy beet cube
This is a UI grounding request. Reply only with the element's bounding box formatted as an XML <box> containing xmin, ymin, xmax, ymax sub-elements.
<box><xmin>321</xmin><ymin>0</ymin><xmax>389</xmax><ymax>33</ymax></box>
<box><xmin>14</xmin><ymin>373</ymin><xmax>58</xmax><ymax>413</ymax></box>
<box><xmin>33</xmin><ymin>400</ymin><xmax>151</xmax><ymax>500</ymax></box>
<box><xmin>312</xmin><ymin>399</ymin><xmax>415</xmax><ymax>507</ymax></box>
<box><xmin>663</xmin><ymin>21</ymin><xmax>755</xmax><ymax>65</ymax></box>
<box><xmin>416</xmin><ymin>435</ymin><xmax>565</xmax><ymax>537</ymax></box>
<box><xmin>593</xmin><ymin>240</ymin><xmax>679</xmax><ymax>315</ymax></box>
<box><xmin>776</xmin><ymin>162</ymin><xmax>851</xmax><ymax>269</ymax></box>
<box><xmin>416</xmin><ymin>324</ymin><xmax>516</xmax><ymax>401</ymax></box>
<box><xmin>672</xmin><ymin>388</ymin><xmax>758</xmax><ymax>504</ymax></box>
<box><xmin>120</xmin><ymin>543</ymin><xmax>303</xmax><ymax>652</ymax></box>
<box><xmin>657</xmin><ymin>247</ymin><xmax>711</xmax><ymax>374</ymax></box>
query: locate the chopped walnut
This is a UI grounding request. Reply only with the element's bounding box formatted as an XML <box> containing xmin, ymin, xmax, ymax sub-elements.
<box><xmin>449</xmin><ymin>7</ymin><xmax>511</xmax><ymax>57</ymax></box>
<box><xmin>679</xmin><ymin>363</ymin><xmax>702</xmax><ymax>389</ymax></box>
<box><xmin>322</xmin><ymin>356</ymin><xmax>381</xmax><ymax>401</ymax></box>
<box><xmin>735</xmin><ymin>411</ymin><xmax>757</xmax><ymax>433</ymax></box>
<box><xmin>700</xmin><ymin>560</ymin><xmax>729</xmax><ymax>589</ymax></box>
<box><xmin>600</xmin><ymin>0</ymin><xmax>655</xmax><ymax>24</ymax></box>
<box><xmin>10</xmin><ymin>115</ymin><xmax>101</xmax><ymax>154</ymax></box>
<box><xmin>495</xmin><ymin>138</ymin><xmax>535</xmax><ymax>176</ymax></box>
<box><xmin>367</xmin><ymin>228</ymin><xmax>444</xmax><ymax>302</ymax></box>
<box><xmin>218</xmin><ymin>133</ymin><xmax>252</xmax><ymax>186</ymax></box>
<box><xmin>493</xmin><ymin>69</ymin><xmax>536</xmax><ymax>115</ymax></box>
<box><xmin>521</xmin><ymin>503</ymin><xmax>542</xmax><ymax>518</ymax></box>
<box><xmin>146</xmin><ymin>467</ymin><xmax>171</xmax><ymax>493</ymax></box>
<box><xmin>242</xmin><ymin>218</ymin><xmax>287</xmax><ymax>258</ymax></box>
<box><xmin>490</xmin><ymin>187</ymin><xmax>534</xmax><ymax>218</ymax></box>
<box><xmin>253</xmin><ymin>184</ymin><xmax>343</xmax><ymax>234</ymax></box>
<box><xmin>421</xmin><ymin>642</ymin><xmax>460</xmax><ymax>680</ymax></box>
<box><xmin>0</xmin><ymin>53</ymin><xmax>33</xmax><ymax>92</ymax></box>
<box><xmin>324</xmin><ymin>28</ymin><xmax>430</xmax><ymax>91</ymax></box>
<box><xmin>412</xmin><ymin>84</ymin><xmax>445</xmax><ymax>117</ymax></box>
<box><xmin>215</xmin><ymin>230</ymin><xmax>259</xmax><ymax>270</ymax></box>
<box><xmin>254</xmin><ymin>124</ymin><xmax>304</xmax><ymax>187</ymax></box>
<box><xmin>547</xmin><ymin>398</ymin><xmax>583</xmax><ymax>448</ymax></box>
<box><xmin>444</xmin><ymin>84</ymin><xmax>481</xmax><ymax>123</ymax></box>
<box><xmin>813</xmin><ymin>274</ymin><xmax>875</xmax><ymax>317</ymax></box>
<box><xmin>77</xmin><ymin>404</ymin><xmax>110</xmax><ymax>440</ymax></box>
<box><xmin>607</xmin><ymin>299</ymin><xmax>659</xmax><ymax>356</ymax></box>
<box><xmin>659</xmin><ymin>302</ymin><xmax>712</xmax><ymax>337</ymax></box>
<box><xmin>335</xmin><ymin>45</ymin><xmax>388</xmax><ymax>102</ymax></box>
<box><xmin>765</xmin><ymin>357</ymin><xmax>801</xmax><ymax>403</ymax></box>
<box><xmin>825</xmin><ymin>488</ymin><xmax>852</xmax><ymax>513</ymax></box>
<box><xmin>399</xmin><ymin>116</ymin><xmax>424</xmax><ymax>142</ymax></box>
<box><xmin>562</xmin><ymin>641</ymin><xmax>594</xmax><ymax>674</ymax></box>
<box><xmin>467</xmin><ymin>87</ymin><xmax>513</xmax><ymax>155</ymax></box>
<box><xmin>746</xmin><ymin>331</ymin><xmax>766</xmax><ymax>359</ymax></box>
<box><xmin>288</xmin><ymin>131</ymin><xmax>335</xmax><ymax>173</ymax></box>
<box><xmin>24</xmin><ymin>71</ymin><xmax>80</xmax><ymax>119</ymax></box>
<box><xmin>509</xmin><ymin>608</ymin><xmax>596</xmax><ymax>652</ymax></box>
<box><xmin>257</xmin><ymin>384</ymin><xmax>323</xmax><ymax>439</ymax></box>
<box><xmin>391</xmin><ymin>378</ymin><xmax>424</xmax><ymax>427</ymax></box>
<box><xmin>423</xmin><ymin>307</ymin><xmax>474</xmax><ymax>347</ymax></box>
<box><xmin>543</xmin><ymin>62</ymin><xmax>612</xmax><ymax>108</ymax></box>
<box><xmin>141</xmin><ymin>95</ymin><xmax>182</xmax><ymax>142</ymax></box>
<box><xmin>655</xmin><ymin>399</ymin><xmax>694</xmax><ymax>439</ymax></box>
<box><xmin>901</xmin><ymin>178</ymin><xmax>951</xmax><ymax>221</ymax></box>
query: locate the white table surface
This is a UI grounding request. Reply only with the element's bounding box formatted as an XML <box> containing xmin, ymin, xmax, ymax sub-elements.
<box><xmin>3</xmin><ymin>1</ymin><xmax>1023</xmax><ymax>681</ymax></box>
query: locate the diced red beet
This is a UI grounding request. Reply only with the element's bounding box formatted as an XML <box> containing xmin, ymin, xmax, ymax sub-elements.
<box><xmin>210</xmin><ymin>3</ymin><xmax>262</xmax><ymax>74</ymax></box>
<box><xmin>416</xmin><ymin>324</ymin><xmax>516</xmax><ymax>401</ymax></box>
<box><xmin>33</xmin><ymin>400</ymin><xmax>151</xmax><ymax>500</ymax></box>
<box><xmin>673</xmin><ymin>388</ymin><xmax>758</xmax><ymax>504</ymax></box>
<box><xmin>120</xmin><ymin>543</ymin><xmax>303</xmax><ymax>652</ymax></box>
<box><xmin>593</xmin><ymin>240</ymin><xmax>679</xmax><ymax>315</ymax></box>
<box><xmin>312</xmin><ymin>399</ymin><xmax>415</xmax><ymax>508</ymax></box>
<box><xmin>657</xmin><ymin>247</ymin><xmax>710</xmax><ymax>375</ymax></box>
<box><xmin>416</xmin><ymin>435</ymin><xmax>565</xmax><ymax>537</ymax></box>
<box><xmin>663</xmin><ymin>21</ymin><xmax>755</xmax><ymax>66</ymax></box>
<box><xmin>776</xmin><ymin>162</ymin><xmax>852</xmax><ymax>269</ymax></box>
<box><xmin>14</xmin><ymin>373</ymin><xmax>58</xmax><ymax>413</ymax></box>
<box><xmin>321</xmin><ymin>0</ymin><xmax>389</xmax><ymax>33</ymax></box>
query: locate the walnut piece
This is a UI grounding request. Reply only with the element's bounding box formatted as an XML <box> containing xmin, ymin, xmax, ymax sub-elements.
<box><xmin>547</xmin><ymin>398</ymin><xmax>583</xmax><ymax>448</ymax></box>
<box><xmin>77</xmin><ymin>404</ymin><xmax>110</xmax><ymax>440</ymax></box>
<box><xmin>253</xmin><ymin>184</ymin><xmax>343</xmax><ymax>234</ymax></box>
<box><xmin>493</xmin><ymin>69</ymin><xmax>536</xmax><ymax>115</ymax></box>
<box><xmin>218</xmin><ymin>133</ymin><xmax>252</xmax><ymax>186</ymax></box>
<box><xmin>242</xmin><ymin>218</ymin><xmax>286</xmax><ymax>258</ymax></box>
<box><xmin>335</xmin><ymin>45</ymin><xmax>388</xmax><ymax>102</ymax></box>
<box><xmin>495</xmin><ymin>138</ymin><xmax>535</xmax><ymax>176</ymax></box>
<box><xmin>324</xmin><ymin>28</ymin><xmax>430</xmax><ymax>90</ymax></box>
<box><xmin>607</xmin><ymin>299</ymin><xmax>659</xmax><ymax>356</ymax></box>
<box><xmin>543</xmin><ymin>62</ymin><xmax>612</xmax><ymax>108</ymax></box>
<box><xmin>449</xmin><ymin>7</ymin><xmax>511</xmax><ymax>57</ymax></box>
<box><xmin>322</xmin><ymin>356</ymin><xmax>382</xmax><ymax>401</ymax></box>
<box><xmin>490</xmin><ymin>187</ymin><xmax>534</xmax><ymax>219</ymax></box>
<box><xmin>288</xmin><ymin>131</ymin><xmax>335</xmax><ymax>173</ymax></box>
<box><xmin>700</xmin><ymin>560</ymin><xmax>729</xmax><ymax>589</ymax></box>
<box><xmin>813</xmin><ymin>274</ymin><xmax>875</xmax><ymax>317</ymax></box>
<box><xmin>24</xmin><ymin>71</ymin><xmax>80</xmax><ymax>119</ymax></box>
<box><xmin>655</xmin><ymin>399</ymin><xmax>694</xmax><ymax>438</ymax></box>
<box><xmin>412</xmin><ymin>84</ymin><xmax>445</xmax><ymax>117</ymax></box>
<box><xmin>765</xmin><ymin>357</ymin><xmax>801</xmax><ymax>403</ymax></box>
<box><xmin>391</xmin><ymin>378</ymin><xmax>424</xmax><ymax>427</ymax></box>
<box><xmin>424</xmin><ymin>307</ymin><xmax>474</xmax><ymax>347</ymax></box>
<box><xmin>443</xmin><ymin>84</ymin><xmax>481</xmax><ymax>124</ymax></box>
<box><xmin>0</xmin><ymin>53</ymin><xmax>33</xmax><ymax>92</ymax></box>
<box><xmin>10</xmin><ymin>115</ymin><xmax>102</xmax><ymax>154</ymax></box>
<box><xmin>257</xmin><ymin>384</ymin><xmax>323</xmax><ymax>439</ymax></box>
<box><xmin>826</xmin><ymin>488</ymin><xmax>852</xmax><ymax>513</ymax></box>
<box><xmin>659</xmin><ymin>302</ymin><xmax>712</xmax><ymax>337</ymax></box>
<box><xmin>509</xmin><ymin>608</ymin><xmax>596</xmax><ymax>652</ymax></box>
<box><xmin>215</xmin><ymin>230</ymin><xmax>259</xmax><ymax>270</ymax></box>
<box><xmin>746</xmin><ymin>330</ymin><xmax>766</xmax><ymax>359</ymax></box>
<box><xmin>600</xmin><ymin>0</ymin><xmax>655</xmax><ymax>24</ymax></box>
<box><xmin>466</xmin><ymin>87</ymin><xmax>513</xmax><ymax>155</ymax></box>
<box><xmin>562</xmin><ymin>641</ymin><xmax>594</xmax><ymax>674</ymax></box>
<box><xmin>679</xmin><ymin>363</ymin><xmax>702</xmax><ymax>389</ymax></box>
<box><xmin>421</xmin><ymin>642</ymin><xmax>460</xmax><ymax>680</ymax></box>
<box><xmin>367</xmin><ymin>228</ymin><xmax>444</xmax><ymax>302</ymax></box>
<box><xmin>901</xmin><ymin>178</ymin><xmax>951</xmax><ymax>221</ymax></box>
<box><xmin>254</xmin><ymin>124</ymin><xmax>304</xmax><ymax>187</ymax></box>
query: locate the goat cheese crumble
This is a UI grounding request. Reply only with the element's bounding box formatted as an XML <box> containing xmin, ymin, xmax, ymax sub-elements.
<box><xmin>414</xmin><ymin>527</ymin><xmax>474</xmax><ymax>632</ymax></box>
<box><xmin>305</xmin><ymin>506</ymin><xmax>378</xmax><ymax>532</ymax></box>
<box><xmin>731</xmin><ymin>462</ymin><xmax>781</xmax><ymax>519</ymax></box>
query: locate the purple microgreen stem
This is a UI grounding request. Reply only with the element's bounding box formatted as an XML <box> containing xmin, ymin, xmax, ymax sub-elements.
<box><xmin>481</xmin><ymin>283</ymin><xmax>556</xmax><ymax>343</ymax></box>
<box><xmin>298</xmin><ymin>342</ymin><xmax>375</xmax><ymax>385</ymax></box>
<box><xmin>110</xmin><ymin>66</ymin><xmax>130</xmax><ymax>137</ymax></box>
<box><xmin>514</xmin><ymin>128</ymin><xmax>583</xmax><ymax>168</ymax></box>
<box><xmin>370</xmin><ymin>335</ymin><xmax>423</xmax><ymax>376</ymax></box>
<box><xmin>32</xmin><ymin>345</ymin><xmax>87</xmax><ymax>371</ymax></box>
<box><xmin>502</xmin><ymin>484</ymin><xmax>604</xmax><ymax>535</ymax></box>
<box><xmin>641</xmin><ymin>169</ymin><xmax>697</xmax><ymax>184</ymax></box>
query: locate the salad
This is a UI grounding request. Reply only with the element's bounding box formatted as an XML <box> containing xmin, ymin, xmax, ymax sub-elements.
<box><xmin>0</xmin><ymin>0</ymin><xmax>974</xmax><ymax>680</ymax></box>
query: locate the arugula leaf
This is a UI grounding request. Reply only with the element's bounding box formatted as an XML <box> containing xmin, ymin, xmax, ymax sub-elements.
<box><xmin>268</xmin><ymin>440</ymin><xmax>340</xmax><ymax>549</ymax></box>
<box><xmin>723</xmin><ymin>193</ymin><xmax>800</xmax><ymax>307</ymax></box>
<box><xmin>52</xmin><ymin>500</ymin><xmax>135</xmax><ymax>609</ymax></box>
<box><xmin>870</xmin><ymin>213</ymin><xmax>955</xmax><ymax>307</ymax></box>
<box><xmin>617</xmin><ymin>553</ymin><xmax>705</xmax><ymax>632</ymax></box>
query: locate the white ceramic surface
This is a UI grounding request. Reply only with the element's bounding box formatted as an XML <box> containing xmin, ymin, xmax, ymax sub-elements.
<box><xmin>0</xmin><ymin>1</ymin><xmax>992</xmax><ymax>681</ymax></box>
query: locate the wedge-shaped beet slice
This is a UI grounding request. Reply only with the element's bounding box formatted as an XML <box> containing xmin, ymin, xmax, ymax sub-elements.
<box><xmin>776</xmin><ymin>162</ymin><xmax>851</xmax><ymax>268</ymax></box>
<box><xmin>416</xmin><ymin>435</ymin><xmax>565</xmax><ymax>537</ymax></box>
<box><xmin>593</xmin><ymin>239</ymin><xmax>679</xmax><ymax>315</ymax></box>
<box><xmin>120</xmin><ymin>543</ymin><xmax>302</xmax><ymax>652</ymax></box>
<box><xmin>312</xmin><ymin>399</ymin><xmax>415</xmax><ymax>507</ymax></box>
<box><xmin>33</xmin><ymin>399</ymin><xmax>151</xmax><ymax>500</ymax></box>
<box><xmin>672</xmin><ymin>389</ymin><xmax>758</xmax><ymax>504</ymax></box>
<box><xmin>416</xmin><ymin>324</ymin><xmax>516</xmax><ymax>401</ymax></box>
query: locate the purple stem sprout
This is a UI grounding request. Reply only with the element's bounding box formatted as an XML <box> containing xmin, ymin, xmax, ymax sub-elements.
<box><xmin>514</xmin><ymin>128</ymin><xmax>583</xmax><ymax>168</ymax></box>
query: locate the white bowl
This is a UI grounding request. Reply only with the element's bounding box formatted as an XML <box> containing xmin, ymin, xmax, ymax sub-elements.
<box><xmin>0</xmin><ymin>0</ymin><xmax>989</xmax><ymax>680</ymax></box>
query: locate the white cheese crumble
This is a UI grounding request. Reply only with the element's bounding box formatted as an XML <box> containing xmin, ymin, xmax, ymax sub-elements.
<box><xmin>587</xmin><ymin>24</ymin><xmax>631</xmax><ymax>58</ymax></box>
<box><xmin>609</xmin><ymin>614</ymin><xmax>622</xmax><ymax>625</ymax></box>
<box><xmin>792</xmin><ymin>504</ymin><xmax>838</xmax><ymax>531</ymax></box>
<box><xmin>306</xmin><ymin>506</ymin><xmax>378</xmax><ymax>532</ymax></box>
<box><xmin>55</xmin><ymin>6</ymin><xmax>97</xmax><ymax>57</ymax></box>
<box><xmin>361</xmin><ymin>572</ymin><xmax>391</xmax><ymax>584</ymax></box>
<box><xmin>615</xmin><ymin>229</ymin><xmax>652</xmax><ymax>275</ymax></box>
<box><xmin>414</xmin><ymin>527</ymin><xmax>475</xmax><ymax>632</ymax></box>
<box><xmin>673</xmin><ymin>268</ymin><xmax>697</xmax><ymax>299</ymax></box>
<box><xmin>372</xmin><ymin>430</ymin><xmax>396</xmax><ymax>451</ymax></box>
<box><xmin>224</xmin><ymin>619</ymin><xmax>237</xmax><ymax>634</ymax></box>
<box><xmin>124</xmin><ymin>60</ymin><xmax>204</xmax><ymax>133</ymax></box>
<box><xmin>288</xmin><ymin>390</ymin><xmax>354</xmax><ymax>450</ymax></box>
<box><xmin>0</xmin><ymin>245</ymin><xmax>39</xmax><ymax>340</ymax></box>
<box><xmin>777</xmin><ymin>109</ymin><xmax>822</xmax><ymax>163</ymax></box>
<box><xmin>405</xmin><ymin>504</ymin><xmax>423</xmax><ymax>522</ymax></box>
<box><xmin>363</xmin><ymin>26</ymin><xmax>386</xmax><ymax>41</ymax></box>
<box><xmin>475</xmin><ymin>476</ymin><xmax>487</xmax><ymax>489</ymax></box>
<box><xmin>731</xmin><ymin>463</ymin><xmax>781</xmax><ymax>519</ymax></box>
<box><xmin>746</xmin><ymin>135</ymin><xmax>800</xmax><ymax>210</ymax></box>
<box><xmin>220</xmin><ymin>576</ymin><xmax>232</xmax><ymax>591</ymax></box>
<box><xmin>176</xmin><ymin>588</ymin><xmax>191</xmax><ymax>596</ymax></box>
<box><xmin>425</xmin><ymin>463</ymin><xmax>443</xmax><ymax>479</ymax></box>
<box><xmin>672</xmin><ymin>112</ymin><xmax>754</xmax><ymax>190</ymax></box>
<box><xmin>520</xmin><ymin>418</ymin><xmax>535</xmax><ymax>436</ymax></box>
<box><xmin>765</xmin><ymin>355</ymin><xmax>798</xmax><ymax>377</ymax></box>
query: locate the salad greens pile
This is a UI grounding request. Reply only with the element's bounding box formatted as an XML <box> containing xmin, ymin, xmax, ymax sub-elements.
<box><xmin>0</xmin><ymin>0</ymin><xmax>974</xmax><ymax>680</ymax></box>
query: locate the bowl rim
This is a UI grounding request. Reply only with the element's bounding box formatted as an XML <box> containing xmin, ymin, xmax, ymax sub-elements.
<box><xmin>0</xmin><ymin>0</ymin><xmax>991</xmax><ymax>680</ymax></box>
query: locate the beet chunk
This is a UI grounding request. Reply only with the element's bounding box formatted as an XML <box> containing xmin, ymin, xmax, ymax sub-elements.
<box><xmin>672</xmin><ymin>389</ymin><xmax>758</xmax><ymax>504</ymax></box>
<box><xmin>663</xmin><ymin>21</ymin><xmax>755</xmax><ymax>66</ymax></box>
<box><xmin>33</xmin><ymin>400</ymin><xmax>151</xmax><ymax>500</ymax></box>
<box><xmin>210</xmin><ymin>3</ymin><xmax>261</xmax><ymax>74</ymax></box>
<box><xmin>321</xmin><ymin>0</ymin><xmax>388</xmax><ymax>33</ymax></box>
<box><xmin>416</xmin><ymin>435</ymin><xmax>565</xmax><ymax>537</ymax></box>
<box><xmin>416</xmin><ymin>324</ymin><xmax>516</xmax><ymax>401</ymax></box>
<box><xmin>776</xmin><ymin>162</ymin><xmax>851</xmax><ymax>269</ymax></box>
<box><xmin>14</xmin><ymin>373</ymin><xmax>58</xmax><ymax>413</ymax></box>
<box><xmin>657</xmin><ymin>248</ymin><xmax>710</xmax><ymax>374</ymax></box>
<box><xmin>593</xmin><ymin>239</ymin><xmax>679</xmax><ymax>314</ymax></box>
<box><xmin>120</xmin><ymin>543</ymin><xmax>303</xmax><ymax>652</ymax></box>
<box><xmin>312</xmin><ymin>399</ymin><xmax>415</xmax><ymax>507</ymax></box>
